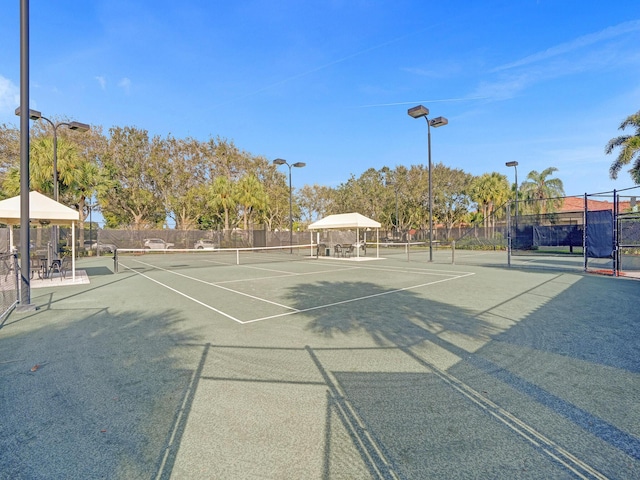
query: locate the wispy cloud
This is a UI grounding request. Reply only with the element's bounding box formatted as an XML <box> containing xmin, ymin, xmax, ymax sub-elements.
<box><xmin>95</xmin><ymin>75</ymin><xmax>107</xmax><ymax>90</ymax></box>
<box><xmin>118</xmin><ymin>77</ymin><xmax>131</xmax><ymax>94</ymax></box>
<box><xmin>471</xmin><ymin>20</ymin><xmax>640</xmax><ymax>102</ymax></box>
<box><xmin>493</xmin><ymin>19</ymin><xmax>640</xmax><ymax>72</ymax></box>
<box><xmin>0</xmin><ymin>75</ymin><xmax>19</xmax><ymax>112</ymax></box>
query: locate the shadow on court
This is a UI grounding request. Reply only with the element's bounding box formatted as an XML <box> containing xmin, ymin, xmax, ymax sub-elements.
<box><xmin>0</xmin><ymin>302</ymin><xmax>200</xmax><ymax>479</ymax></box>
<box><xmin>295</xmin><ymin>275</ymin><xmax>639</xmax><ymax>479</ymax></box>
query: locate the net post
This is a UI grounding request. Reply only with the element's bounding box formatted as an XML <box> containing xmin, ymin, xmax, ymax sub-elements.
<box><xmin>451</xmin><ymin>240</ymin><xmax>455</xmax><ymax>264</ymax></box>
<box><xmin>236</xmin><ymin>248</ymin><xmax>240</xmax><ymax>265</ymax></box>
<box><xmin>113</xmin><ymin>248</ymin><xmax>118</xmax><ymax>273</ymax></box>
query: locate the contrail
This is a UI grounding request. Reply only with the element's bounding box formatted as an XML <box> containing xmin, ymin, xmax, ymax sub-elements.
<box><xmin>211</xmin><ymin>26</ymin><xmax>437</xmax><ymax>109</ymax></box>
<box><xmin>354</xmin><ymin>96</ymin><xmax>489</xmax><ymax>108</ymax></box>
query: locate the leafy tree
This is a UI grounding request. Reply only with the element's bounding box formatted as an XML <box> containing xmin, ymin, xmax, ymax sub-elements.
<box><xmin>606</xmin><ymin>110</ymin><xmax>640</xmax><ymax>183</ymax></box>
<box><xmin>0</xmin><ymin>124</ymin><xmax>20</xmax><ymax>198</ymax></box>
<box><xmin>99</xmin><ymin>126</ymin><xmax>166</xmax><ymax>228</ymax></box>
<box><xmin>262</xmin><ymin>165</ymin><xmax>290</xmax><ymax>231</ymax></box>
<box><xmin>520</xmin><ymin>167</ymin><xmax>565</xmax><ymax>215</ymax></box>
<box><xmin>297</xmin><ymin>184</ymin><xmax>335</xmax><ymax>224</ymax></box>
<box><xmin>156</xmin><ymin>136</ymin><xmax>209</xmax><ymax>230</ymax></box>
<box><xmin>333</xmin><ymin>168</ymin><xmax>386</xmax><ymax>221</ymax></box>
<box><xmin>431</xmin><ymin>163</ymin><xmax>473</xmax><ymax>239</ymax></box>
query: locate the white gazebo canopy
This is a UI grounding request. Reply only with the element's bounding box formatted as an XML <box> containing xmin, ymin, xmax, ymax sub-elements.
<box><xmin>308</xmin><ymin>212</ymin><xmax>381</xmax><ymax>230</ymax></box>
<box><xmin>0</xmin><ymin>191</ymin><xmax>80</xmax><ymax>225</ymax></box>
<box><xmin>308</xmin><ymin>212</ymin><xmax>381</xmax><ymax>258</ymax></box>
<box><xmin>0</xmin><ymin>191</ymin><xmax>80</xmax><ymax>280</ymax></box>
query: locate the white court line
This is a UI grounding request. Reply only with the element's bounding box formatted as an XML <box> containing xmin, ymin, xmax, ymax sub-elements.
<box><xmin>119</xmin><ymin>263</ymin><xmax>244</xmax><ymax>324</ymax></box>
<box><xmin>124</xmin><ymin>258</ymin><xmax>299</xmax><ymax>311</ymax></box>
<box><xmin>341</xmin><ymin>263</ymin><xmax>473</xmax><ymax>277</ymax></box>
<box><xmin>119</xmin><ymin>258</ymin><xmax>475</xmax><ymax>325</ymax></box>
<box><xmin>242</xmin><ymin>272</ymin><xmax>475</xmax><ymax>324</ymax></box>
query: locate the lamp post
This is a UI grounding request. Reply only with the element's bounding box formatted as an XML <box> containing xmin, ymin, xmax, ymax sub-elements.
<box><xmin>17</xmin><ymin>0</ymin><xmax>34</xmax><ymax>310</ymax></box>
<box><xmin>15</xmin><ymin>108</ymin><xmax>90</xmax><ymax>256</ymax></box>
<box><xmin>273</xmin><ymin>158</ymin><xmax>306</xmax><ymax>251</ymax></box>
<box><xmin>505</xmin><ymin>161</ymin><xmax>519</xmax><ymax>239</ymax></box>
<box><xmin>408</xmin><ymin>105</ymin><xmax>448</xmax><ymax>262</ymax></box>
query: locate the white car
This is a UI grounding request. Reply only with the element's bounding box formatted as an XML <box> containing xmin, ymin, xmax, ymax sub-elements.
<box><xmin>143</xmin><ymin>238</ymin><xmax>174</xmax><ymax>249</ymax></box>
<box><xmin>194</xmin><ymin>239</ymin><xmax>218</xmax><ymax>250</ymax></box>
<box><xmin>84</xmin><ymin>240</ymin><xmax>116</xmax><ymax>253</ymax></box>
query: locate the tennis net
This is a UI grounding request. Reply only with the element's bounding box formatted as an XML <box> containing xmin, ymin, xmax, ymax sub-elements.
<box><xmin>114</xmin><ymin>244</ymin><xmax>317</xmax><ymax>272</ymax></box>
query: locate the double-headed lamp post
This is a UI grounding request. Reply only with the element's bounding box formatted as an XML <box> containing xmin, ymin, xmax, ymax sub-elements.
<box><xmin>408</xmin><ymin>105</ymin><xmax>448</xmax><ymax>262</ymax></box>
<box><xmin>15</xmin><ymin>108</ymin><xmax>90</xmax><ymax>255</ymax></box>
<box><xmin>273</xmin><ymin>158</ymin><xmax>306</xmax><ymax>251</ymax></box>
<box><xmin>505</xmin><ymin>161</ymin><xmax>519</xmax><ymax>235</ymax></box>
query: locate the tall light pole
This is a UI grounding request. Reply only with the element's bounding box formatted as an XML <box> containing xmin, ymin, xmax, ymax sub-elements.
<box><xmin>17</xmin><ymin>0</ymin><xmax>34</xmax><ymax>310</ymax></box>
<box><xmin>273</xmin><ymin>158</ymin><xmax>305</xmax><ymax>251</ymax></box>
<box><xmin>506</xmin><ymin>161</ymin><xmax>519</xmax><ymax>240</ymax></box>
<box><xmin>15</xmin><ymin>108</ymin><xmax>90</xmax><ymax>256</ymax></box>
<box><xmin>408</xmin><ymin>105</ymin><xmax>448</xmax><ymax>262</ymax></box>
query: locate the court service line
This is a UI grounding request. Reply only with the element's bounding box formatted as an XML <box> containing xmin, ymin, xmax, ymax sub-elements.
<box><xmin>214</xmin><ymin>265</ymin><xmax>362</xmax><ymax>285</ymax></box>
<box><xmin>119</xmin><ymin>264</ymin><xmax>244</xmax><ymax>323</ymax></box>
<box><xmin>241</xmin><ymin>272</ymin><xmax>476</xmax><ymax>324</ymax></box>
<box><xmin>337</xmin><ymin>263</ymin><xmax>473</xmax><ymax>277</ymax></box>
<box><xmin>124</xmin><ymin>258</ymin><xmax>300</xmax><ymax>312</ymax></box>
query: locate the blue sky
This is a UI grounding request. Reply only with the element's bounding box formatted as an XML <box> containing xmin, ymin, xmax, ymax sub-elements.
<box><xmin>1</xmin><ymin>1</ymin><xmax>640</xmax><ymax>203</ymax></box>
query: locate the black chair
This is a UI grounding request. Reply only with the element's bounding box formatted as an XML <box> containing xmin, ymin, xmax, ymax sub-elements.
<box><xmin>49</xmin><ymin>257</ymin><xmax>68</xmax><ymax>280</ymax></box>
<box><xmin>334</xmin><ymin>244</ymin><xmax>342</xmax><ymax>257</ymax></box>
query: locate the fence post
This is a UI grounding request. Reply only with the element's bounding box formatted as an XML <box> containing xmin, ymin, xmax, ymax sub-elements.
<box><xmin>506</xmin><ymin>202</ymin><xmax>511</xmax><ymax>267</ymax></box>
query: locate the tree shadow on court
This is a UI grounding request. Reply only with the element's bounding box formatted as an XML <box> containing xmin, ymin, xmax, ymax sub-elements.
<box><xmin>0</xmin><ymin>304</ymin><xmax>202</xmax><ymax>479</ymax></box>
<box><xmin>297</xmin><ymin>279</ymin><xmax>495</xmax><ymax>347</ymax></box>
<box><xmin>291</xmin><ymin>279</ymin><xmax>540</xmax><ymax>478</ymax></box>
<box><xmin>285</xmin><ymin>276</ymin><xmax>640</xmax><ymax>479</ymax></box>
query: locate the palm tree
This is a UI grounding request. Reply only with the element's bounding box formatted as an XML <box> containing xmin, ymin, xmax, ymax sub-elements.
<box><xmin>606</xmin><ymin>110</ymin><xmax>640</xmax><ymax>183</ymax></box>
<box><xmin>520</xmin><ymin>167</ymin><xmax>565</xmax><ymax>215</ymax></box>
<box><xmin>469</xmin><ymin>172</ymin><xmax>510</xmax><ymax>236</ymax></box>
<box><xmin>209</xmin><ymin>176</ymin><xmax>235</xmax><ymax>231</ymax></box>
<box><xmin>235</xmin><ymin>174</ymin><xmax>267</xmax><ymax>230</ymax></box>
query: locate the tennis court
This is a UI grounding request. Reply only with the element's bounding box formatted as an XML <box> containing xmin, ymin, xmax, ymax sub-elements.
<box><xmin>114</xmin><ymin>246</ymin><xmax>475</xmax><ymax>325</ymax></box>
<box><xmin>1</xmin><ymin>250</ymin><xmax>638</xmax><ymax>479</ymax></box>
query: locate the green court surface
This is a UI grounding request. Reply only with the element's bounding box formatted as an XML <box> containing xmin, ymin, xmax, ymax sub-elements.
<box><xmin>1</xmin><ymin>253</ymin><xmax>638</xmax><ymax>479</ymax></box>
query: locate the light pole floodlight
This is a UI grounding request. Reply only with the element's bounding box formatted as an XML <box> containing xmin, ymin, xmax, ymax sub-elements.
<box><xmin>273</xmin><ymin>158</ymin><xmax>287</xmax><ymax>165</ymax></box>
<box><xmin>292</xmin><ymin>162</ymin><xmax>306</xmax><ymax>168</ymax></box>
<box><xmin>505</xmin><ymin>161</ymin><xmax>518</xmax><ymax>167</ymax></box>
<box><xmin>68</xmin><ymin>121</ymin><xmax>90</xmax><ymax>132</ymax></box>
<box><xmin>15</xmin><ymin>106</ymin><xmax>42</xmax><ymax>120</ymax></box>
<box><xmin>408</xmin><ymin>105</ymin><xmax>429</xmax><ymax>119</ymax></box>
<box><xmin>429</xmin><ymin>116</ymin><xmax>448</xmax><ymax>128</ymax></box>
